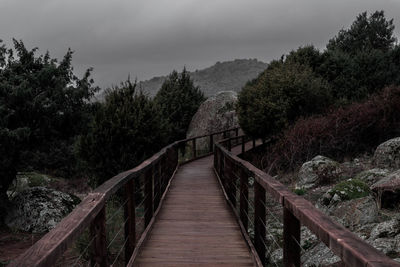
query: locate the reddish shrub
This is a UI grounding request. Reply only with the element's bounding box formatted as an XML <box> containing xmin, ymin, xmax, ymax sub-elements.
<box><xmin>263</xmin><ymin>86</ymin><xmax>400</xmax><ymax>174</ymax></box>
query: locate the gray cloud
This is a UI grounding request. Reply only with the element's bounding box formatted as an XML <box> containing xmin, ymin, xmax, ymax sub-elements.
<box><xmin>1</xmin><ymin>0</ymin><xmax>400</xmax><ymax>89</ymax></box>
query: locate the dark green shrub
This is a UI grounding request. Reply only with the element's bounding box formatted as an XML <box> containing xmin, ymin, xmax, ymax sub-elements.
<box><xmin>154</xmin><ymin>68</ymin><xmax>205</xmax><ymax>142</ymax></box>
<box><xmin>77</xmin><ymin>80</ymin><xmax>168</xmax><ymax>187</ymax></box>
<box><xmin>237</xmin><ymin>60</ymin><xmax>332</xmax><ymax>138</ymax></box>
<box><xmin>293</xmin><ymin>188</ymin><xmax>306</xmax><ymax>196</ymax></box>
<box><xmin>0</xmin><ymin>39</ymin><xmax>97</xmax><ymax>222</ymax></box>
<box><xmin>263</xmin><ymin>86</ymin><xmax>400</xmax><ymax>173</ymax></box>
<box><xmin>328</xmin><ymin>179</ymin><xmax>370</xmax><ymax>201</ymax></box>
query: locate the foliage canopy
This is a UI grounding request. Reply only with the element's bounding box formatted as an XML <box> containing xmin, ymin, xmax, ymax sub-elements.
<box><xmin>78</xmin><ymin>81</ymin><xmax>169</xmax><ymax>186</ymax></box>
<box><xmin>0</xmin><ymin>39</ymin><xmax>98</xmax><ymax>220</ymax></box>
<box><xmin>237</xmin><ymin>10</ymin><xmax>400</xmax><ymax>139</ymax></box>
<box><xmin>154</xmin><ymin>68</ymin><xmax>205</xmax><ymax>142</ymax></box>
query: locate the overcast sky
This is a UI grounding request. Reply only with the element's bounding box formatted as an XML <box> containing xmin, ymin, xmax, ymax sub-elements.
<box><xmin>1</xmin><ymin>0</ymin><xmax>400</xmax><ymax>89</ymax></box>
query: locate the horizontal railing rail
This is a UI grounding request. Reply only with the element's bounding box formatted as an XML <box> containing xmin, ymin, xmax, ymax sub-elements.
<box><xmin>214</xmin><ymin>135</ymin><xmax>400</xmax><ymax>267</ymax></box>
<box><xmin>10</xmin><ymin>127</ymin><xmax>240</xmax><ymax>267</ymax></box>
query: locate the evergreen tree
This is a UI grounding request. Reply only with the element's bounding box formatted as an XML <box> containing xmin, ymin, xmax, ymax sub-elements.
<box><xmin>327</xmin><ymin>10</ymin><xmax>396</xmax><ymax>54</ymax></box>
<box><xmin>78</xmin><ymin>80</ymin><xmax>169</xmax><ymax>186</ymax></box>
<box><xmin>237</xmin><ymin>60</ymin><xmax>332</xmax><ymax>138</ymax></box>
<box><xmin>154</xmin><ymin>68</ymin><xmax>205</xmax><ymax>142</ymax></box>
<box><xmin>0</xmin><ymin>40</ymin><xmax>98</xmax><ymax>222</ymax></box>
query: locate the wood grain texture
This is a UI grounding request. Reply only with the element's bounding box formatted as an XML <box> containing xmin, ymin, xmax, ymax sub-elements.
<box><xmin>134</xmin><ymin>154</ymin><xmax>255</xmax><ymax>266</ymax></box>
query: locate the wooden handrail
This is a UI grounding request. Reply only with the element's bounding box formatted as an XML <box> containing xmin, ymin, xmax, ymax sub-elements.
<box><xmin>10</xmin><ymin>127</ymin><xmax>240</xmax><ymax>267</ymax></box>
<box><xmin>214</xmin><ymin>135</ymin><xmax>400</xmax><ymax>267</ymax></box>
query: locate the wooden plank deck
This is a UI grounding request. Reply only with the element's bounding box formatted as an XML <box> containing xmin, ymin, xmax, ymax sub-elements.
<box><xmin>135</xmin><ymin>144</ymin><xmax>256</xmax><ymax>266</ymax></box>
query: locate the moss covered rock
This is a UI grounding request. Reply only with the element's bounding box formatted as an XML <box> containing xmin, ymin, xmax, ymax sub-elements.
<box><xmin>321</xmin><ymin>179</ymin><xmax>370</xmax><ymax>206</ymax></box>
<box><xmin>297</xmin><ymin>155</ymin><xmax>342</xmax><ymax>189</ymax></box>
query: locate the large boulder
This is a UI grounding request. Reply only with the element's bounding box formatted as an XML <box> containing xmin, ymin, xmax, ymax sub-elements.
<box><xmin>366</xmin><ymin>236</ymin><xmax>400</xmax><ymax>257</ymax></box>
<box><xmin>371</xmin><ymin>170</ymin><xmax>400</xmax><ymax>209</ymax></box>
<box><xmin>5</xmin><ymin>187</ymin><xmax>80</xmax><ymax>233</ymax></box>
<box><xmin>297</xmin><ymin>155</ymin><xmax>342</xmax><ymax>189</ymax></box>
<box><xmin>318</xmin><ymin>194</ymin><xmax>379</xmax><ymax>229</ymax></box>
<box><xmin>330</xmin><ymin>196</ymin><xmax>379</xmax><ymax>228</ymax></box>
<box><xmin>373</xmin><ymin>137</ymin><xmax>400</xmax><ymax>169</ymax></box>
<box><xmin>369</xmin><ymin>218</ymin><xmax>400</xmax><ymax>239</ymax></box>
<box><xmin>7</xmin><ymin>172</ymin><xmax>52</xmax><ymax>198</ymax></box>
<box><xmin>186</xmin><ymin>91</ymin><xmax>239</xmax><ymax>151</ymax></box>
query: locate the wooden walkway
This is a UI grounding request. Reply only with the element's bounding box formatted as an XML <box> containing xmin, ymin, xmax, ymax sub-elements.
<box><xmin>135</xmin><ymin>147</ymin><xmax>256</xmax><ymax>266</ymax></box>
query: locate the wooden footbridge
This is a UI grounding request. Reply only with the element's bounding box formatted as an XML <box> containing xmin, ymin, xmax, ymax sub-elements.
<box><xmin>10</xmin><ymin>128</ymin><xmax>400</xmax><ymax>266</ymax></box>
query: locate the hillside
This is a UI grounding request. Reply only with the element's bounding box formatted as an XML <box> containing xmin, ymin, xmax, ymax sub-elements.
<box><xmin>138</xmin><ymin>59</ymin><xmax>267</xmax><ymax>97</ymax></box>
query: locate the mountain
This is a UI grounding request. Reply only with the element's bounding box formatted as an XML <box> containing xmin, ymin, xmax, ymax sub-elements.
<box><xmin>138</xmin><ymin>59</ymin><xmax>267</xmax><ymax>97</ymax></box>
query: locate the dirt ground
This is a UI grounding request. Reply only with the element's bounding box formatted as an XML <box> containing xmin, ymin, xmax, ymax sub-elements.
<box><xmin>0</xmin><ymin>230</ymin><xmax>43</xmax><ymax>265</ymax></box>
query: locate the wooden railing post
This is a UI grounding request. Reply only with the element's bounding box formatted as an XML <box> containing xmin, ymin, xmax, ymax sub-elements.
<box><xmin>240</xmin><ymin>168</ymin><xmax>249</xmax><ymax>231</ymax></box>
<box><xmin>283</xmin><ymin>207</ymin><xmax>301</xmax><ymax>267</ymax></box>
<box><xmin>219</xmin><ymin>150</ymin><xmax>224</xmax><ymax>180</ymax></box>
<box><xmin>124</xmin><ymin>179</ymin><xmax>136</xmax><ymax>264</ymax></box>
<box><xmin>154</xmin><ymin>162</ymin><xmax>161</xmax><ymax>210</ymax></box>
<box><xmin>210</xmin><ymin>134</ymin><xmax>214</xmax><ymax>153</ymax></box>
<box><xmin>241</xmin><ymin>136</ymin><xmax>245</xmax><ymax>154</ymax></box>
<box><xmin>214</xmin><ymin>146</ymin><xmax>218</xmax><ymax>169</ymax></box>
<box><xmin>145</xmin><ymin>168</ymin><xmax>153</xmax><ymax>226</ymax></box>
<box><xmin>160</xmin><ymin>155</ymin><xmax>166</xmax><ymax>192</ymax></box>
<box><xmin>90</xmin><ymin>206</ymin><xmax>108</xmax><ymax>267</ymax></box>
<box><xmin>235</xmin><ymin>128</ymin><xmax>239</xmax><ymax>137</ymax></box>
<box><xmin>227</xmin><ymin>159</ymin><xmax>236</xmax><ymax>206</ymax></box>
<box><xmin>221</xmin><ymin>155</ymin><xmax>227</xmax><ymax>191</ymax></box>
<box><xmin>232</xmin><ymin>162</ymin><xmax>238</xmax><ymax>207</ymax></box>
<box><xmin>254</xmin><ymin>181</ymin><xmax>266</xmax><ymax>266</ymax></box>
<box><xmin>192</xmin><ymin>138</ymin><xmax>197</xmax><ymax>159</ymax></box>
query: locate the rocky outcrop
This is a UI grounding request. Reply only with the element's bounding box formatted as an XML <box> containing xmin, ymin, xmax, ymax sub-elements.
<box><xmin>371</xmin><ymin>170</ymin><xmax>400</xmax><ymax>209</ymax></box>
<box><xmin>5</xmin><ymin>187</ymin><xmax>80</xmax><ymax>233</ymax></box>
<box><xmin>373</xmin><ymin>137</ymin><xmax>400</xmax><ymax>169</ymax></box>
<box><xmin>187</xmin><ymin>91</ymin><xmax>239</xmax><ymax>151</ymax></box>
<box><xmin>290</xmin><ymin>137</ymin><xmax>400</xmax><ymax>262</ymax></box>
<box><xmin>320</xmin><ymin>179</ymin><xmax>370</xmax><ymax>206</ymax></box>
<box><xmin>355</xmin><ymin>168</ymin><xmax>390</xmax><ymax>186</ymax></box>
<box><xmin>369</xmin><ymin>218</ymin><xmax>400</xmax><ymax>239</ymax></box>
<box><xmin>302</xmin><ymin>243</ymin><xmax>340</xmax><ymax>266</ymax></box>
<box><xmin>331</xmin><ymin>196</ymin><xmax>379</xmax><ymax>228</ymax></box>
<box><xmin>297</xmin><ymin>155</ymin><xmax>342</xmax><ymax>189</ymax></box>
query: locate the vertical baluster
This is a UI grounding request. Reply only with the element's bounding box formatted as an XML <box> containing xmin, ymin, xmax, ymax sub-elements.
<box><xmin>192</xmin><ymin>138</ymin><xmax>197</xmax><ymax>159</ymax></box>
<box><xmin>229</xmin><ymin>161</ymin><xmax>237</xmax><ymax>207</ymax></box>
<box><xmin>124</xmin><ymin>179</ymin><xmax>136</xmax><ymax>264</ymax></box>
<box><xmin>240</xmin><ymin>168</ymin><xmax>249</xmax><ymax>231</ymax></box>
<box><xmin>254</xmin><ymin>180</ymin><xmax>266</xmax><ymax>266</ymax></box>
<box><xmin>241</xmin><ymin>136</ymin><xmax>245</xmax><ymax>154</ymax></box>
<box><xmin>221</xmin><ymin>155</ymin><xmax>226</xmax><ymax>191</ymax></box>
<box><xmin>283</xmin><ymin>207</ymin><xmax>301</xmax><ymax>267</ymax></box>
<box><xmin>235</xmin><ymin>128</ymin><xmax>239</xmax><ymax>137</ymax></box>
<box><xmin>210</xmin><ymin>134</ymin><xmax>214</xmax><ymax>153</ymax></box>
<box><xmin>90</xmin><ymin>206</ymin><xmax>108</xmax><ymax>267</ymax></box>
<box><xmin>228</xmin><ymin>138</ymin><xmax>231</xmax><ymax>151</ymax></box>
<box><xmin>154</xmin><ymin>161</ymin><xmax>161</xmax><ymax>210</ymax></box>
<box><xmin>145</xmin><ymin>168</ymin><xmax>153</xmax><ymax>226</ymax></box>
<box><xmin>160</xmin><ymin>155</ymin><xmax>165</xmax><ymax>192</ymax></box>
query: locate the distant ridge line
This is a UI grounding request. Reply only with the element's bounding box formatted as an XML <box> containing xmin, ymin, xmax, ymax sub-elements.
<box><xmin>138</xmin><ymin>58</ymin><xmax>267</xmax><ymax>97</ymax></box>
